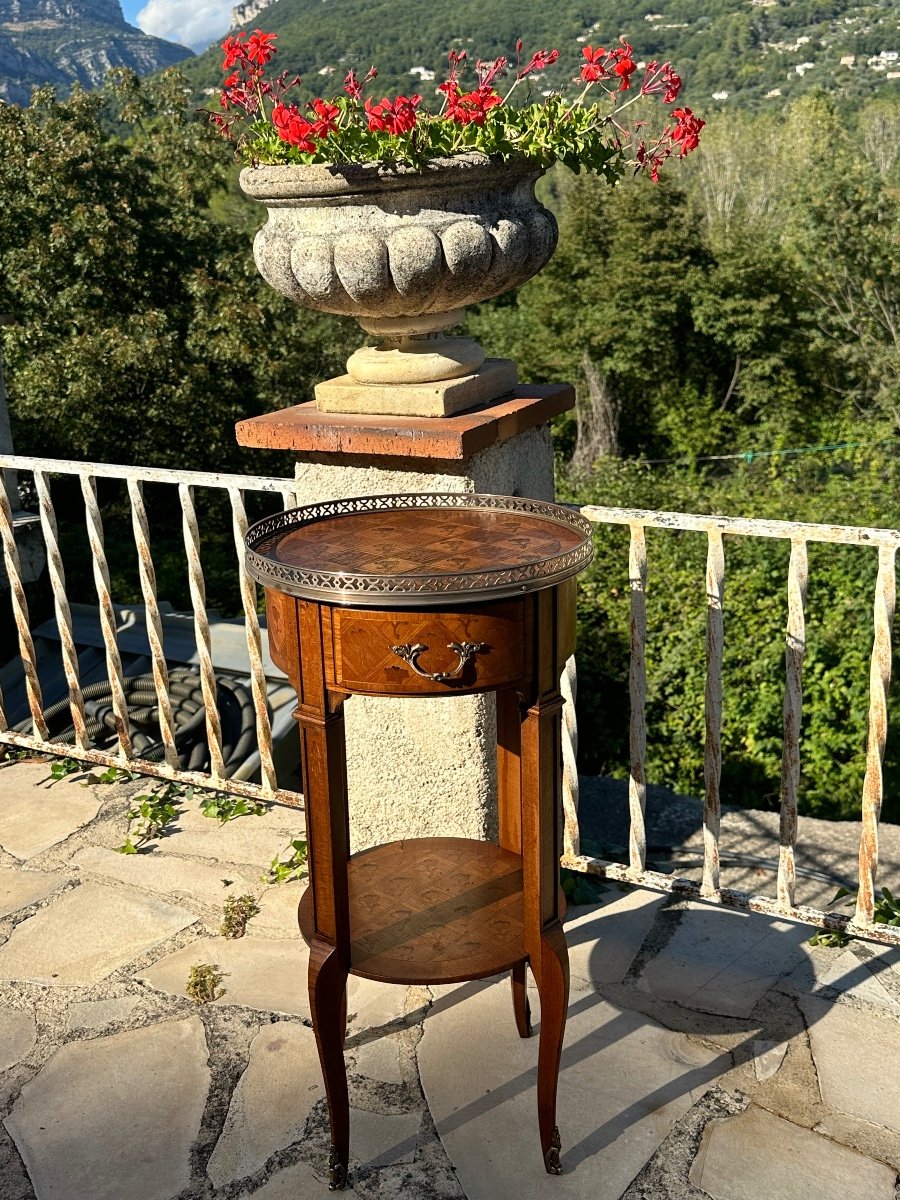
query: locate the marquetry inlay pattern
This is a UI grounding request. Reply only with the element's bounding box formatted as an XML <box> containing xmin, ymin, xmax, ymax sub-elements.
<box><xmin>299</xmin><ymin>838</ymin><xmax>527</xmax><ymax>984</ymax></box>
<box><xmin>245</xmin><ymin>492</ymin><xmax>592</xmax><ymax>605</ymax></box>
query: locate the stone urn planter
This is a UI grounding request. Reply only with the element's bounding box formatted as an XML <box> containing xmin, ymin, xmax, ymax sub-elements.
<box><xmin>240</xmin><ymin>153</ymin><xmax>558</xmax><ymax>416</ymax></box>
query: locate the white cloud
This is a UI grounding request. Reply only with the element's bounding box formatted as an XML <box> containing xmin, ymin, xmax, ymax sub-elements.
<box><xmin>136</xmin><ymin>0</ymin><xmax>233</xmax><ymax>53</ymax></box>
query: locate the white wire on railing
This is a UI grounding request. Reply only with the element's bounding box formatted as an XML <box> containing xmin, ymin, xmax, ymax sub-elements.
<box><xmin>856</xmin><ymin>545</ymin><xmax>897</xmax><ymax>926</ymax></box>
<box><xmin>628</xmin><ymin>524</ymin><xmax>648</xmax><ymax>875</ymax></box>
<box><xmin>778</xmin><ymin>539</ymin><xmax>808</xmax><ymax>908</ymax></box>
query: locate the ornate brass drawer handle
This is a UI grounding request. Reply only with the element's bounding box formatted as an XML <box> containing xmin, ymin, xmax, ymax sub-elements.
<box><xmin>390</xmin><ymin>641</ymin><xmax>485</xmax><ymax>683</ymax></box>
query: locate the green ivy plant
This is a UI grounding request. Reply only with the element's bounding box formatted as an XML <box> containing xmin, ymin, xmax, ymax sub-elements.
<box><xmin>186</xmin><ymin>963</ymin><xmax>225</xmax><ymax>1004</ymax></box>
<box><xmin>116</xmin><ymin>782</ymin><xmax>186</xmax><ymax>853</ymax></box>
<box><xmin>808</xmin><ymin>885</ymin><xmax>900</xmax><ymax>948</ymax></box>
<box><xmin>220</xmin><ymin>894</ymin><xmax>261</xmax><ymax>938</ymax></box>
<box><xmin>200</xmin><ymin>791</ymin><xmax>268</xmax><ymax>824</ymax></box>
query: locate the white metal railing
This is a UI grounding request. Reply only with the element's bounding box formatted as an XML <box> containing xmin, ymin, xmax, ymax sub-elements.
<box><xmin>0</xmin><ymin>454</ymin><xmax>301</xmax><ymax>807</ymax></box>
<box><xmin>561</xmin><ymin>505</ymin><xmax>899</xmax><ymax>947</ymax></box>
<box><xmin>3</xmin><ymin>459</ymin><xmax>898</xmax><ymax>945</ymax></box>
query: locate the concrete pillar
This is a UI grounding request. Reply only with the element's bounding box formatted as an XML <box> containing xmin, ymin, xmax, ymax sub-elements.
<box><xmin>237</xmin><ymin>385</ymin><xmax>573</xmax><ymax>850</ymax></box>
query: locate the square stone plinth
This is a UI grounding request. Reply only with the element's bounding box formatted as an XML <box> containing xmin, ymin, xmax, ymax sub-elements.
<box><xmin>314</xmin><ymin>359</ymin><xmax>518</xmax><ymax>418</ymax></box>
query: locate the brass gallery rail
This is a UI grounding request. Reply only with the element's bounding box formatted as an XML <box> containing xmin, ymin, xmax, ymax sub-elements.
<box><xmin>1</xmin><ymin>456</ymin><xmax>897</xmax><ymax>945</ymax></box>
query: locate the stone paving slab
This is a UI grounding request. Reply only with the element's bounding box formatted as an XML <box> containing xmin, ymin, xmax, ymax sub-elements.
<box><xmin>0</xmin><ymin>764</ymin><xmax>102</xmax><ymax>859</ymax></box>
<box><xmin>689</xmin><ymin>1104</ymin><xmax>897</xmax><ymax>1200</ymax></box>
<box><xmin>801</xmin><ymin>995</ymin><xmax>900</xmax><ymax>1133</ymax></box>
<box><xmin>72</xmin><ymin>844</ymin><xmax>257</xmax><ymax>911</ymax></box>
<box><xmin>239</xmin><ymin>1161</ymin><xmax>327</xmax><ymax>1199</ymax></box>
<box><xmin>247</xmin><ymin>880</ymin><xmax>306</xmax><ymax>938</ymax></box>
<box><xmin>782</xmin><ymin>945</ymin><xmax>900</xmax><ymax>1014</ymax></box>
<box><xmin>67</xmin><ymin>996</ymin><xmax>141</xmax><ymax>1032</ymax></box>
<box><xmin>0</xmin><ymin>880</ymin><xmax>196</xmax><ymax>985</ymax></box>
<box><xmin>4</xmin><ymin>1016</ymin><xmax>210</xmax><ymax>1200</ymax></box>
<box><xmin>208</xmin><ymin>1022</ymin><xmax>321</xmax><ymax>1187</ymax></box>
<box><xmin>0</xmin><ymin>1008</ymin><xmax>36</xmax><ymax>1072</ymax></box>
<box><xmin>350</xmin><ymin>1107</ymin><xmax>424</xmax><ymax>1170</ymax></box>
<box><xmin>565</xmin><ymin>889</ymin><xmax>667</xmax><ymax>987</ymax></box>
<box><xmin>418</xmin><ymin>975</ymin><xmax>730</xmax><ymax>1200</ymax></box>
<box><xmin>0</xmin><ymin>867</ymin><xmax>64</xmax><ymax>917</ymax></box>
<box><xmin>159</xmin><ymin>801</ymin><xmax>303</xmax><ymax>870</ymax></box>
<box><xmin>139</xmin><ymin>936</ymin><xmax>309</xmax><ymax>1017</ymax></box>
<box><xmin>636</xmin><ymin>903</ymin><xmax>811</xmax><ymax>1017</ymax></box>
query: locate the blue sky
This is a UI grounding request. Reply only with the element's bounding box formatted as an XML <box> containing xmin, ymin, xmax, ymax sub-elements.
<box><xmin>122</xmin><ymin>0</ymin><xmax>234</xmax><ymax>53</ymax></box>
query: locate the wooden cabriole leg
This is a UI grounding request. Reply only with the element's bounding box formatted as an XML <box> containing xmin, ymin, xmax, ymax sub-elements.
<box><xmin>308</xmin><ymin>939</ymin><xmax>350</xmax><ymax>1189</ymax></box>
<box><xmin>520</xmin><ymin>585</ymin><xmax>573</xmax><ymax>1175</ymax></box>
<box><xmin>292</xmin><ymin>597</ymin><xmax>352</xmax><ymax>1190</ymax></box>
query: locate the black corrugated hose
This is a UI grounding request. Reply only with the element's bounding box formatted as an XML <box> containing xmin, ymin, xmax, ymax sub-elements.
<box><xmin>13</xmin><ymin>668</ymin><xmax>258</xmax><ymax>777</ymax></box>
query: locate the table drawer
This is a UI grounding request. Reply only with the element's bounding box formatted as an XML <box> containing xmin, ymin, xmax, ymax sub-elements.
<box><xmin>331</xmin><ymin>601</ymin><xmax>527</xmax><ymax>695</ymax></box>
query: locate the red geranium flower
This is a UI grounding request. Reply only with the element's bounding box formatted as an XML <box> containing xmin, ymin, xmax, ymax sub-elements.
<box><xmin>310</xmin><ymin>97</ymin><xmax>340</xmax><ymax>137</ymax></box>
<box><xmin>518</xmin><ymin>48</ymin><xmax>559</xmax><ymax>79</ymax></box>
<box><xmin>613</xmin><ymin>56</ymin><xmax>636</xmax><ymax>90</ymax></box>
<box><xmin>364</xmin><ymin>94</ymin><xmax>421</xmax><ymax>135</ymax></box>
<box><xmin>245</xmin><ymin>29</ymin><xmax>277</xmax><ymax>66</ymax></box>
<box><xmin>476</xmin><ymin>56</ymin><xmax>508</xmax><ymax>88</ymax></box>
<box><xmin>343</xmin><ymin>69</ymin><xmax>362</xmax><ymax>100</ymax></box>
<box><xmin>445</xmin><ymin>84</ymin><xmax>502</xmax><ymax>126</ymax></box>
<box><xmin>221</xmin><ymin>32</ymin><xmax>246</xmax><ymax>71</ymax></box>
<box><xmin>272</xmin><ymin>102</ymin><xmax>319</xmax><ymax>153</ymax></box>
<box><xmin>581</xmin><ymin>46</ymin><xmax>607</xmax><ymax>83</ymax></box>
<box><xmin>671</xmin><ymin>107</ymin><xmax>705</xmax><ymax>154</ymax></box>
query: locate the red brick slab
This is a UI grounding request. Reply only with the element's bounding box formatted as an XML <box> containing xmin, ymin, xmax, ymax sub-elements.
<box><xmin>235</xmin><ymin>385</ymin><xmax>574</xmax><ymax>462</ymax></box>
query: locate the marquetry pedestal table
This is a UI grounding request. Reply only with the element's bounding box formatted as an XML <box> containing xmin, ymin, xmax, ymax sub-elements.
<box><xmin>245</xmin><ymin>493</ymin><xmax>593</xmax><ymax>1189</ymax></box>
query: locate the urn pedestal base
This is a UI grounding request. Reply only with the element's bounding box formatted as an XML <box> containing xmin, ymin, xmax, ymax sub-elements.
<box><xmin>314</xmin><ymin>358</ymin><xmax>518</xmax><ymax>418</ymax></box>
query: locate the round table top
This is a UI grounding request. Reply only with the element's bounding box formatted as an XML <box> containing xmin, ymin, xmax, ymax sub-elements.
<box><xmin>245</xmin><ymin>493</ymin><xmax>593</xmax><ymax>606</ymax></box>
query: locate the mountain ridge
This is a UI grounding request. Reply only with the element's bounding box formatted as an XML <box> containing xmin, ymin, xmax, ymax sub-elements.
<box><xmin>0</xmin><ymin>0</ymin><xmax>192</xmax><ymax>104</ymax></box>
<box><xmin>179</xmin><ymin>0</ymin><xmax>898</xmax><ymax>112</ymax></box>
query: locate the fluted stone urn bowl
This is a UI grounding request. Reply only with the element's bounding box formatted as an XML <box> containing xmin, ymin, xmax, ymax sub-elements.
<box><xmin>240</xmin><ymin>153</ymin><xmax>559</xmax><ymax>415</ymax></box>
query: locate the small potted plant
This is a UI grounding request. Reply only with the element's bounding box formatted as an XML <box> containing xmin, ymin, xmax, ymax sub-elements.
<box><xmin>210</xmin><ymin>32</ymin><xmax>703</xmax><ymax>414</ymax></box>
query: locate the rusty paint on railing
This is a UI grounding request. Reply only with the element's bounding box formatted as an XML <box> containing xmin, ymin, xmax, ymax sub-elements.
<box><xmin>81</xmin><ymin>476</ymin><xmax>134</xmax><ymax>760</ymax></box>
<box><xmin>0</xmin><ymin>453</ymin><xmax>303</xmax><ymax>810</ymax></box>
<box><xmin>33</xmin><ymin>470</ymin><xmax>89</xmax><ymax>749</ymax></box>
<box><xmin>0</xmin><ymin>479</ymin><xmax>48</xmax><ymax>739</ymax></box>
<box><xmin>561</xmin><ymin>852</ymin><xmax>900</xmax><ymax>947</ymax></box>
<box><xmin>579</xmin><ymin>504</ymin><xmax>900</xmax><ymax>548</ymax></box>
<box><xmin>0</xmin><ymin>728</ymin><xmax>303</xmax><ymax>808</ymax></box>
<box><xmin>179</xmin><ymin>483</ymin><xmax>225</xmax><ymax>781</ymax></box>
<box><xmin>702</xmin><ymin>530</ymin><xmax>725</xmax><ymax>898</ymax></box>
<box><xmin>778</xmin><ymin>539</ymin><xmax>808</xmax><ymax>909</ymax></box>
<box><xmin>855</xmin><ymin>545</ymin><xmax>896</xmax><ymax>927</ymax></box>
<box><xmin>574</xmin><ymin>503</ymin><xmax>900</xmax><ymax>949</ymax></box>
<box><xmin>628</xmin><ymin>524</ymin><xmax>648</xmax><ymax>874</ymax></box>
<box><xmin>127</xmin><ymin>479</ymin><xmax>178</xmax><ymax>771</ymax></box>
<box><xmin>229</xmin><ymin>486</ymin><xmax>277</xmax><ymax>796</ymax></box>
<box><xmin>561</xmin><ymin>654</ymin><xmax>579</xmax><ymax>858</ymax></box>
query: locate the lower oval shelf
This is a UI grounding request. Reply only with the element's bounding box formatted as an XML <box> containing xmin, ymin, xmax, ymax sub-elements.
<box><xmin>298</xmin><ymin>836</ymin><xmax>526</xmax><ymax>985</ymax></box>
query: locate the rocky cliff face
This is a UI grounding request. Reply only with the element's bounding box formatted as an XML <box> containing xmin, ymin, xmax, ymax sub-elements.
<box><xmin>229</xmin><ymin>0</ymin><xmax>275</xmax><ymax>30</ymax></box>
<box><xmin>0</xmin><ymin>0</ymin><xmax>192</xmax><ymax>104</ymax></box>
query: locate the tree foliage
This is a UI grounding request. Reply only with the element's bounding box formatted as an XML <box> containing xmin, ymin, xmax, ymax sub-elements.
<box><xmin>0</xmin><ymin>70</ymin><xmax>353</xmax><ymax>471</ymax></box>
